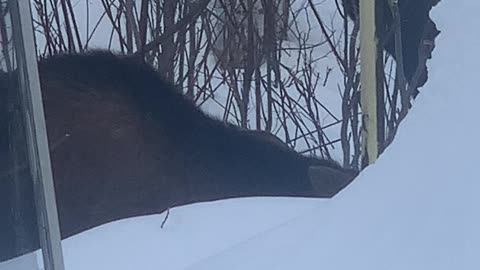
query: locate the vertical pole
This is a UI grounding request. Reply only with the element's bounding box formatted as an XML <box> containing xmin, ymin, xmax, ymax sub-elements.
<box><xmin>360</xmin><ymin>0</ymin><xmax>378</xmax><ymax>166</ymax></box>
<box><xmin>376</xmin><ymin>0</ymin><xmax>386</xmax><ymax>154</ymax></box>
<box><xmin>9</xmin><ymin>1</ymin><xmax>65</xmax><ymax>270</ymax></box>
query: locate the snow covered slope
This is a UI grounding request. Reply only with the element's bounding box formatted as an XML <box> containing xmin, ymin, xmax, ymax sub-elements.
<box><xmin>182</xmin><ymin>1</ymin><xmax>480</xmax><ymax>269</ymax></box>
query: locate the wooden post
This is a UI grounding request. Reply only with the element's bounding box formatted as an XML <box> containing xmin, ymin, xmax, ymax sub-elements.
<box><xmin>360</xmin><ymin>0</ymin><xmax>378</xmax><ymax>166</ymax></box>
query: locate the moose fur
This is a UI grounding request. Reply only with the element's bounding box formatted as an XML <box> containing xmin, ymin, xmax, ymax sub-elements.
<box><xmin>0</xmin><ymin>51</ymin><xmax>357</xmax><ymax>261</ymax></box>
<box><xmin>343</xmin><ymin>0</ymin><xmax>441</xmax><ymax>89</ymax></box>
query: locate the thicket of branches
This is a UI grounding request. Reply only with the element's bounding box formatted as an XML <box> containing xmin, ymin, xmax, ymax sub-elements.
<box><xmin>0</xmin><ymin>0</ymin><xmax>430</xmax><ymax>170</ymax></box>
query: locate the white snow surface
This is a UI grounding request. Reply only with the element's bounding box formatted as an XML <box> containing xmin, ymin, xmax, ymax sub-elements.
<box><xmin>2</xmin><ymin>0</ymin><xmax>479</xmax><ymax>269</ymax></box>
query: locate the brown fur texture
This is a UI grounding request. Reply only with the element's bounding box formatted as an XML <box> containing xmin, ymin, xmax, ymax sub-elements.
<box><xmin>343</xmin><ymin>0</ymin><xmax>440</xmax><ymax>90</ymax></box>
<box><xmin>0</xmin><ymin>51</ymin><xmax>357</xmax><ymax>261</ymax></box>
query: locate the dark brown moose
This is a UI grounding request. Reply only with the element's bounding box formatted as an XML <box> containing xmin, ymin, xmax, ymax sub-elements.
<box><xmin>0</xmin><ymin>51</ymin><xmax>357</xmax><ymax>262</ymax></box>
<box><xmin>342</xmin><ymin>0</ymin><xmax>440</xmax><ymax>92</ymax></box>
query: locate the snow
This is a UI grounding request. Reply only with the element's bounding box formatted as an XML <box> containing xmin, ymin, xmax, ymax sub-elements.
<box><xmin>2</xmin><ymin>0</ymin><xmax>479</xmax><ymax>269</ymax></box>
<box><xmin>60</xmin><ymin>198</ymin><xmax>326</xmax><ymax>270</ymax></box>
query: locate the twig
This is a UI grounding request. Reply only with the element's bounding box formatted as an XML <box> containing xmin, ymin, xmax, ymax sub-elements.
<box><xmin>161</xmin><ymin>208</ymin><xmax>170</xmax><ymax>229</ymax></box>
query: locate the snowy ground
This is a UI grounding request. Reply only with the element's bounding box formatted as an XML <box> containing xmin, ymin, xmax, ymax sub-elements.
<box><xmin>2</xmin><ymin>0</ymin><xmax>479</xmax><ymax>269</ymax></box>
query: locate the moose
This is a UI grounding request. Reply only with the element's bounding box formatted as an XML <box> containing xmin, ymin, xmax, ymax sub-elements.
<box><xmin>0</xmin><ymin>51</ymin><xmax>357</xmax><ymax>261</ymax></box>
<box><xmin>342</xmin><ymin>0</ymin><xmax>441</xmax><ymax>92</ymax></box>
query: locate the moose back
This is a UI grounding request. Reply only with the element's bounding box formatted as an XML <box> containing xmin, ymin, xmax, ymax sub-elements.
<box><xmin>0</xmin><ymin>51</ymin><xmax>357</xmax><ymax>261</ymax></box>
